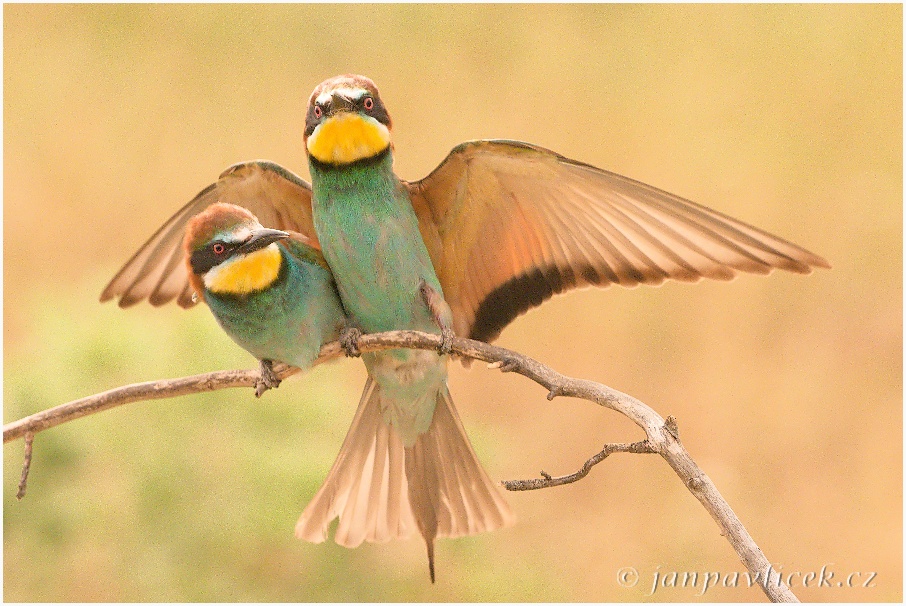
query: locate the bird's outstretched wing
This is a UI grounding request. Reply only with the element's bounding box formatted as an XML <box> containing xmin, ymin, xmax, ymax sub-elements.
<box><xmin>406</xmin><ymin>140</ymin><xmax>830</xmax><ymax>343</ymax></box>
<box><xmin>101</xmin><ymin>161</ymin><xmax>316</xmax><ymax>308</ymax></box>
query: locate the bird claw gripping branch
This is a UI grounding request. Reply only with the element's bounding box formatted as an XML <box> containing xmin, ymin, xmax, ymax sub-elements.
<box><xmin>255</xmin><ymin>359</ymin><xmax>282</xmax><ymax>398</ymax></box>
<box><xmin>338</xmin><ymin>326</ymin><xmax>363</xmax><ymax>358</ymax></box>
<box><xmin>418</xmin><ymin>279</ymin><xmax>455</xmax><ymax>355</ymax></box>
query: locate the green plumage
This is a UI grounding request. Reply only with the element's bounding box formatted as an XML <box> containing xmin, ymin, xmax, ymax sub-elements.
<box><xmin>311</xmin><ymin>152</ymin><xmax>451</xmax><ymax>443</ymax></box>
<box><xmin>205</xmin><ymin>238</ymin><xmax>345</xmax><ymax>370</ymax></box>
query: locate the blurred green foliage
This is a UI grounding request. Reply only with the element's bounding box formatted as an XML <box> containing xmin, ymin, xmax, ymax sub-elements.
<box><xmin>4</xmin><ymin>4</ymin><xmax>901</xmax><ymax>602</ymax></box>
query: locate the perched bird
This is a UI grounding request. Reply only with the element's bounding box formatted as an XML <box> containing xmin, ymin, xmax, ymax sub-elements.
<box><xmin>300</xmin><ymin>77</ymin><xmax>515</xmax><ymax>583</ymax></box>
<box><xmin>102</xmin><ymin>75</ymin><xmax>830</xmax><ymax>580</ymax></box>
<box><xmin>182</xmin><ymin>202</ymin><xmax>346</xmax><ymax>394</ymax></box>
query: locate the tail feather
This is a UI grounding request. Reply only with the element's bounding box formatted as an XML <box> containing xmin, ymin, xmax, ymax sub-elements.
<box><xmin>295</xmin><ymin>377</ymin><xmax>415</xmax><ymax>546</ymax></box>
<box><xmin>296</xmin><ymin>378</ymin><xmax>514</xmax><ymax>581</ymax></box>
<box><xmin>404</xmin><ymin>386</ymin><xmax>515</xmax><ymax>582</ymax></box>
<box><xmin>407</xmin><ymin>387</ymin><xmax>514</xmax><ymax>540</ymax></box>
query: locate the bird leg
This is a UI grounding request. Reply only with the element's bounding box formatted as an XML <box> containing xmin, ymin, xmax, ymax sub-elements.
<box><xmin>255</xmin><ymin>359</ymin><xmax>282</xmax><ymax>398</ymax></box>
<box><xmin>339</xmin><ymin>324</ymin><xmax>363</xmax><ymax>358</ymax></box>
<box><xmin>418</xmin><ymin>279</ymin><xmax>454</xmax><ymax>355</ymax></box>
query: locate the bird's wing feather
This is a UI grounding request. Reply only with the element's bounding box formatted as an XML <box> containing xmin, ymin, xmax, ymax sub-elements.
<box><xmin>100</xmin><ymin>161</ymin><xmax>316</xmax><ymax>308</ymax></box>
<box><xmin>406</xmin><ymin>139</ymin><xmax>830</xmax><ymax>343</ymax></box>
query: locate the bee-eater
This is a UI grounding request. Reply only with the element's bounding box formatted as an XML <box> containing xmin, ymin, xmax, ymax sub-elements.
<box><xmin>300</xmin><ymin>77</ymin><xmax>516</xmax><ymax>582</ymax></box>
<box><xmin>182</xmin><ymin>202</ymin><xmax>346</xmax><ymax>391</ymax></box>
<box><xmin>102</xmin><ymin>75</ymin><xmax>829</xmax><ymax>580</ymax></box>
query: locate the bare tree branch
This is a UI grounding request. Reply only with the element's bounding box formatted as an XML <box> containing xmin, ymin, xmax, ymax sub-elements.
<box><xmin>3</xmin><ymin>366</ymin><xmax>300</xmax><ymax>444</ymax></box>
<box><xmin>2</xmin><ymin>330</ymin><xmax>799</xmax><ymax>602</ymax></box>
<box><xmin>16</xmin><ymin>432</ymin><xmax>34</xmax><ymax>500</ymax></box>
<box><xmin>502</xmin><ymin>440</ymin><xmax>656</xmax><ymax>491</ymax></box>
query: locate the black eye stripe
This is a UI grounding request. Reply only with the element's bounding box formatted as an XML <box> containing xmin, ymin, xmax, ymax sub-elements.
<box><xmin>190</xmin><ymin>240</ymin><xmax>239</xmax><ymax>275</ymax></box>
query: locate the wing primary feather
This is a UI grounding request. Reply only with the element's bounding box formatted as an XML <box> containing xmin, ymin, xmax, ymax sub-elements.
<box><xmin>552</xmin><ymin>191</ymin><xmax>647</xmax><ymax>285</ymax></box>
<box><xmin>101</xmin><ymin>161</ymin><xmax>315</xmax><ymax>308</ymax></box>
<box><xmin>608</xmin><ymin>187</ymin><xmax>777</xmax><ymax>275</ymax></box>
<box><xmin>531</xmin><ymin>189</ymin><xmax>621</xmax><ymax>284</ymax></box>
<box><xmin>177</xmin><ymin>282</ymin><xmax>197</xmax><ymax>308</ymax></box>
<box><xmin>564</xmin><ymin>186</ymin><xmax>698</xmax><ymax>282</ymax></box>
<box><xmin>411</xmin><ymin>139</ymin><xmax>828</xmax><ymax>343</ymax></box>
<box><xmin>580</xmin><ymin>165</ymin><xmax>821</xmax><ymax>272</ymax></box>
<box><xmin>148</xmin><ymin>243</ymin><xmax>194</xmax><ymax>306</ymax></box>
<box><xmin>102</xmin><ymin>188</ymin><xmax>217</xmax><ymax>306</ymax></box>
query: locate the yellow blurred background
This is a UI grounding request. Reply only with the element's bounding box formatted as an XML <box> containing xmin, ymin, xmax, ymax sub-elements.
<box><xmin>4</xmin><ymin>4</ymin><xmax>901</xmax><ymax>601</ymax></box>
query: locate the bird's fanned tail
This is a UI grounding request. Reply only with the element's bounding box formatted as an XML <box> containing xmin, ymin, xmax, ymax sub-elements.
<box><xmin>295</xmin><ymin>377</ymin><xmax>415</xmax><ymax>546</ymax></box>
<box><xmin>295</xmin><ymin>378</ymin><xmax>514</xmax><ymax>582</ymax></box>
<box><xmin>405</xmin><ymin>384</ymin><xmax>515</xmax><ymax>581</ymax></box>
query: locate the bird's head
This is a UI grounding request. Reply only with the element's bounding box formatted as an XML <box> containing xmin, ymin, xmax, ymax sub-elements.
<box><xmin>183</xmin><ymin>203</ymin><xmax>290</xmax><ymax>297</ymax></box>
<box><xmin>304</xmin><ymin>74</ymin><xmax>392</xmax><ymax>166</ymax></box>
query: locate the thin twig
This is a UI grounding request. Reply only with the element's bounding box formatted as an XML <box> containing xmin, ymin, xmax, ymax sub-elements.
<box><xmin>16</xmin><ymin>432</ymin><xmax>34</xmax><ymax>500</ymax></box>
<box><xmin>2</xmin><ymin>329</ymin><xmax>799</xmax><ymax>602</ymax></box>
<box><xmin>503</xmin><ymin>440</ymin><xmax>656</xmax><ymax>491</ymax></box>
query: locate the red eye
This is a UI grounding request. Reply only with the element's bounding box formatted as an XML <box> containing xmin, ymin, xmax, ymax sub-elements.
<box><xmin>363</xmin><ymin>97</ymin><xmax>374</xmax><ymax>111</ymax></box>
<box><xmin>212</xmin><ymin>243</ymin><xmax>225</xmax><ymax>255</ymax></box>
<box><xmin>314</xmin><ymin>105</ymin><xmax>323</xmax><ymax>118</ymax></box>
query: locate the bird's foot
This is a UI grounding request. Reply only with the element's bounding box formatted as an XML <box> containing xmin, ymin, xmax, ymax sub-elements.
<box><xmin>418</xmin><ymin>279</ymin><xmax>456</xmax><ymax>356</ymax></box>
<box><xmin>255</xmin><ymin>359</ymin><xmax>281</xmax><ymax>398</ymax></box>
<box><xmin>438</xmin><ymin>327</ymin><xmax>454</xmax><ymax>356</ymax></box>
<box><xmin>339</xmin><ymin>326</ymin><xmax>363</xmax><ymax>358</ymax></box>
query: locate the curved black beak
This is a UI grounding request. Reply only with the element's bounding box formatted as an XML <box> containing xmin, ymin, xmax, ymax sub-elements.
<box><xmin>236</xmin><ymin>227</ymin><xmax>290</xmax><ymax>256</ymax></box>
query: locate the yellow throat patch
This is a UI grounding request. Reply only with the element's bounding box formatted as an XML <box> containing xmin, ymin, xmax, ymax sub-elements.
<box><xmin>307</xmin><ymin>112</ymin><xmax>391</xmax><ymax>165</ymax></box>
<box><xmin>204</xmin><ymin>244</ymin><xmax>282</xmax><ymax>295</ymax></box>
